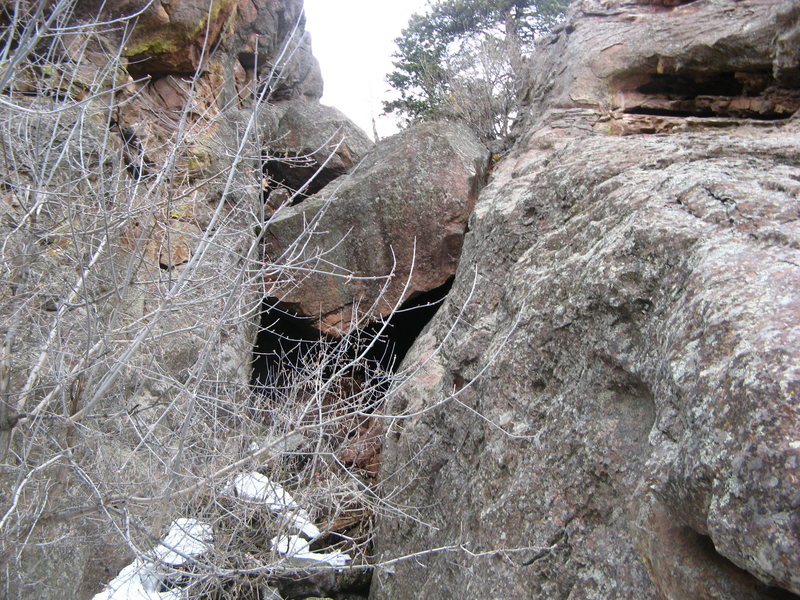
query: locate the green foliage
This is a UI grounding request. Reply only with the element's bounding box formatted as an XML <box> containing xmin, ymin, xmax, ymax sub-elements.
<box><xmin>384</xmin><ymin>0</ymin><xmax>570</xmax><ymax>141</ymax></box>
<box><xmin>383</xmin><ymin>13</ymin><xmax>448</xmax><ymax>125</ymax></box>
<box><xmin>428</xmin><ymin>0</ymin><xmax>569</xmax><ymax>42</ymax></box>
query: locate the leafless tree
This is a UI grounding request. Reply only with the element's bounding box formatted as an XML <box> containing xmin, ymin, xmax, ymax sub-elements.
<box><xmin>440</xmin><ymin>33</ymin><xmax>519</xmax><ymax>145</ymax></box>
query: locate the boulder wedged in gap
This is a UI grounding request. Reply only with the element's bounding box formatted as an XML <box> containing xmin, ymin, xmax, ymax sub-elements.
<box><xmin>264</xmin><ymin>121</ymin><xmax>488</xmax><ymax>335</ymax></box>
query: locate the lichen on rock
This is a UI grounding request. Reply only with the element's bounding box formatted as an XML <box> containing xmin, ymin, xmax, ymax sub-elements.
<box><xmin>369</xmin><ymin>2</ymin><xmax>800</xmax><ymax>599</ymax></box>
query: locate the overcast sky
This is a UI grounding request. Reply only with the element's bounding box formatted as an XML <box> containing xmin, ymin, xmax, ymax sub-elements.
<box><xmin>303</xmin><ymin>0</ymin><xmax>430</xmax><ymax>140</ymax></box>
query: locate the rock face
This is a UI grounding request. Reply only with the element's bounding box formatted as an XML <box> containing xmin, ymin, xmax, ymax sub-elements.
<box><xmin>4</xmin><ymin>0</ymin><xmax>799</xmax><ymax>598</ymax></box>
<box><xmin>80</xmin><ymin>0</ymin><xmax>323</xmax><ymax>101</ymax></box>
<box><xmin>265</xmin><ymin>122</ymin><xmax>488</xmax><ymax>334</ymax></box>
<box><xmin>263</xmin><ymin>100</ymin><xmax>374</xmax><ymax>202</ymax></box>
<box><xmin>107</xmin><ymin>0</ymin><xmax>321</xmax><ymax>177</ymax></box>
<box><xmin>370</xmin><ymin>2</ymin><xmax>800</xmax><ymax>599</ymax></box>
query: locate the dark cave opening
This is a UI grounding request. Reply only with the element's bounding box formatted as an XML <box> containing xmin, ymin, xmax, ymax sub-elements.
<box><xmin>640</xmin><ymin>0</ymin><xmax>699</xmax><ymax>6</ymax></box>
<box><xmin>636</xmin><ymin>72</ymin><xmax>745</xmax><ymax>98</ymax></box>
<box><xmin>245</xmin><ymin>280</ymin><xmax>458</xmax><ymax>584</ymax></box>
<box><xmin>766</xmin><ymin>586</ymin><xmax>800</xmax><ymax>599</ymax></box>
<box><xmin>361</xmin><ymin>277</ymin><xmax>454</xmax><ymax>373</ymax></box>
<box><xmin>237</xmin><ymin>51</ymin><xmax>256</xmax><ymax>71</ymax></box>
<box><xmin>250</xmin><ymin>297</ymin><xmax>326</xmax><ymax>394</ymax></box>
<box><xmin>250</xmin><ymin>277</ymin><xmax>454</xmax><ymax>395</ymax></box>
<box><xmin>262</xmin><ymin>151</ymin><xmax>344</xmax><ymax>208</ymax></box>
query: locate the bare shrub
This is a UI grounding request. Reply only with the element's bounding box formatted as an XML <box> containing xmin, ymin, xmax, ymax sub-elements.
<box><xmin>0</xmin><ymin>1</ymin><xmax>395</xmax><ymax>597</ymax></box>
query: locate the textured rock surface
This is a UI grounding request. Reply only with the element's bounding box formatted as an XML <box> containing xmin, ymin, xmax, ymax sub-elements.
<box><xmin>370</xmin><ymin>1</ymin><xmax>800</xmax><ymax>599</ymax></box>
<box><xmin>263</xmin><ymin>100</ymin><xmax>374</xmax><ymax>202</ymax></box>
<box><xmin>78</xmin><ymin>0</ymin><xmax>323</xmax><ymax>101</ymax></box>
<box><xmin>106</xmin><ymin>0</ymin><xmax>322</xmax><ymax>180</ymax></box>
<box><xmin>265</xmin><ymin>121</ymin><xmax>488</xmax><ymax>334</ymax></box>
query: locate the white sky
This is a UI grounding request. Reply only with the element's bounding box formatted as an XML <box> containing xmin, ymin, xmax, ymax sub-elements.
<box><xmin>303</xmin><ymin>0</ymin><xmax>430</xmax><ymax>140</ymax></box>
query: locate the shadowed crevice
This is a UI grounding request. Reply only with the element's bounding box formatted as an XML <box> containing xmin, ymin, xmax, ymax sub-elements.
<box><xmin>250</xmin><ymin>277</ymin><xmax>454</xmax><ymax>394</ymax></box>
<box><xmin>361</xmin><ymin>276</ymin><xmax>454</xmax><ymax>372</ymax></box>
<box><xmin>262</xmin><ymin>150</ymin><xmax>345</xmax><ymax>208</ymax></box>
<box><xmin>691</xmin><ymin>533</ymin><xmax>800</xmax><ymax>600</ymax></box>
<box><xmin>616</xmin><ymin>70</ymin><xmax>800</xmax><ymax>121</ymax></box>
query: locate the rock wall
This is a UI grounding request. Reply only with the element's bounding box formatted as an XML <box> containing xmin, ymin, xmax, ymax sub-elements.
<box><xmin>370</xmin><ymin>1</ymin><xmax>800</xmax><ymax>599</ymax></box>
<box><xmin>0</xmin><ymin>1</ymin><xmax>328</xmax><ymax>598</ymax></box>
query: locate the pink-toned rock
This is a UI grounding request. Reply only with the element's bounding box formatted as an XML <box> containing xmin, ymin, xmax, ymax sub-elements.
<box><xmin>265</xmin><ymin>121</ymin><xmax>488</xmax><ymax>334</ymax></box>
<box><xmin>370</xmin><ymin>2</ymin><xmax>800</xmax><ymax>599</ymax></box>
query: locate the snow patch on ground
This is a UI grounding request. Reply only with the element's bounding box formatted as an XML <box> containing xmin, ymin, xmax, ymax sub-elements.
<box><xmin>93</xmin><ymin>518</ymin><xmax>212</xmax><ymax>600</ymax></box>
<box><xmin>271</xmin><ymin>534</ymin><xmax>351</xmax><ymax>567</ymax></box>
<box><xmin>224</xmin><ymin>471</ymin><xmax>321</xmax><ymax>539</ymax></box>
<box><xmin>94</xmin><ymin>472</ymin><xmax>350</xmax><ymax>599</ymax></box>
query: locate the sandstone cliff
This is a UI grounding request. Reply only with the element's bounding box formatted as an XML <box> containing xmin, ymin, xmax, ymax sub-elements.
<box><xmin>370</xmin><ymin>1</ymin><xmax>800</xmax><ymax>599</ymax></box>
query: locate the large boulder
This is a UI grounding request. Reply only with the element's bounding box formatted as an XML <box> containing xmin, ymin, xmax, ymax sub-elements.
<box><xmin>370</xmin><ymin>1</ymin><xmax>800</xmax><ymax>599</ymax></box>
<box><xmin>264</xmin><ymin>121</ymin><xmax>488</xmax><ymax>334</ymax></box>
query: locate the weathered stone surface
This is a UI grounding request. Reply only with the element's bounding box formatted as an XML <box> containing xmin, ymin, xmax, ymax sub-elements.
<box><xmin>265</xmin><ymin>121</ymin><xmax>488</xmax><ymax>334</ymax></box>
<box><xmin>108</xmin><ymin>0</ymin><xmax>322</xmax><ymax>185</ymax></box>
<box><xmin>775</xmin><ymin>3</ymin><xmax>800</xmax><ymax>89</ymax></box>
<box><xmin>370</xmin><ymin>2</ymin><xmax>800</xmax><ymax>599</ymax></box>
<box><xmin>263</xmin><ymin>100</ymin><xmax>374</xmax><ymax>200</ymax></box>
<box><xmin>100</xmin><ymin>0</ymin><xmax>322</xmax><ymax>103</ymax></box>
<box><xmin>221</xmin><ymin>0</ymin><xmax>323</xmax><ymax>102</ymax></box>
<box><xmin>119</xmin><ymin>0</ymin><xmax>238</xmax><ymax>77</ymax></box>
<box><xmin>66</xmin><ymin>0</ymin><xmax>323</xmax><ymax>102</ymax></box>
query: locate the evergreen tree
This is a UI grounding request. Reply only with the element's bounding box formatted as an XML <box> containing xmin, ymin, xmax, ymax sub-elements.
<box><xmin>384</xmin><ymin>0</ymin><xmax>569</xmax><ymax>142</ymax></box>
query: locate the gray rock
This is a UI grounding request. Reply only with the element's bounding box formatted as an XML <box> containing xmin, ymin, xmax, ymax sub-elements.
<box><xmin>265</xmin><ymin>121</ymin><xmax>488</xmax><ymax>334</ymax></box>
<box><xmin>370</xmin><ymin>1</ymin><xmax>800</xmax><ymax>599</ymax></box>
<box><xmin>264</xmin><ymin>100</ymin><xmax>374</xmax><ymax>200</ymax></box>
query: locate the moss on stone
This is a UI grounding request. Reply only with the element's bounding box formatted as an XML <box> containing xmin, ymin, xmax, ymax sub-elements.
<box><xmin>124</xmin><ymin>0</ymin><xmax>237</xmax><ymax>59</ymax></box>
<box><xmin>183</xmin><ymin>147</ymin><xmax>212</xmax><ymax>173</ymax></box>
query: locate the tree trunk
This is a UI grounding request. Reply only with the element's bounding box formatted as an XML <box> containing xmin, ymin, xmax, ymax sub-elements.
<box><xmin>504</xmin><ymin>5</ymin><xmax>526</xmax><ymax>100</ymax></box>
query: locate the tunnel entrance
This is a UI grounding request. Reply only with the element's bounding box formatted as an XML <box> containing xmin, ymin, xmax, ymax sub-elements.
<box><xmin>247</xmin><ymin>281</ymin><xmax>454</xmax><ymax>596</ymax></box>
<box><xmin>250</xmin><ymin>298</ymin><xmax>326</xmax><ymax>396</ymax></box>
